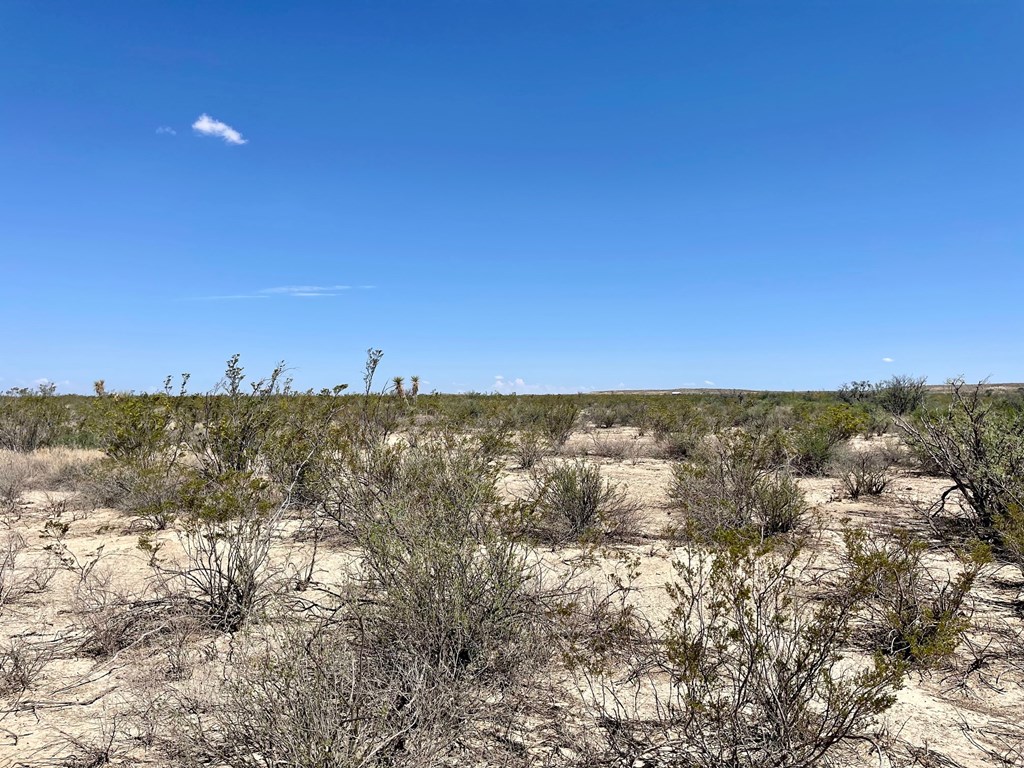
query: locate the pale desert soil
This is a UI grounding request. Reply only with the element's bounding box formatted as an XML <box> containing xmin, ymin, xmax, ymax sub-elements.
<box><xmin>1</xmin><ymin>433</ymin><xmax>1022</xmax><ymax>767</ymax></box>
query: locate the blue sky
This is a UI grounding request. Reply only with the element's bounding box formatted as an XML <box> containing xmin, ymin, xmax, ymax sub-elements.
<box><xmin>2</xmin><ymin>2</ymin><xmax>1021</xmax><ymax>393</ymax></box>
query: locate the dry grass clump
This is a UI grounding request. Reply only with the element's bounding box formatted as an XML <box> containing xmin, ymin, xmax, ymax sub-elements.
<box><xmin>27</xmin><ymin>447</ymin><xmax>99</xmax><ymax>490</ymax></box>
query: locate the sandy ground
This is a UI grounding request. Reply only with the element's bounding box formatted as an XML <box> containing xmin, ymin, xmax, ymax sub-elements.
<box><xmin>1</xmin><ymin>432</ymin><xmax>1022</xmax><ymax>767</ymax></box>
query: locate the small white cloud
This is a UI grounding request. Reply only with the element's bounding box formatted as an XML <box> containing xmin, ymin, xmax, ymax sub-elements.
<box><xmin>704</xmin><ymin>380</ymin><xmax>715</xmax><ymax>386</ymax></box>
<box><xmin>882</xmin><ymin>357</ymin><xmax>894</xmax><ymax>363</ymax></box>
<box><xmin>33</xmin><ymin>378</ymin><xmax>51</xmax><ymax>386</ymax></box>
<box><xmin>192</xmin><ymin>113</ymin><xmax>247</xmax><ymax>145</ymax></box>
<box><xmin>156</xmin><ymin>126</ymin><xmax>177</xmax><ymax>136</ymax></box>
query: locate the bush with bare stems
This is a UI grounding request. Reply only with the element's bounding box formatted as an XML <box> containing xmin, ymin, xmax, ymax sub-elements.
<box><xmin>526</xmin><ymin>459</ymin><xmax>643</xmax><ymax>543</ymax></box>
<box><xmin>670</xmin><ymin>430</ymin><xmax>806</xmax><ymax>540</ymax></box>
<box><xmin>894</xmin><ymin>378</ymin><xmax>1024</xmax><ymax>528</ymax></box>
<box><xmin>829</xmin><ymin>444</ymin><xmax>895</xmax><ymax>499</ymax></box>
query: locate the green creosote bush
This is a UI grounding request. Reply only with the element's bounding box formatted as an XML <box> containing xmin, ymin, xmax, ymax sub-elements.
<box><xmin>669</xmin><ymin>429</ymin><xmax>806</xmax><ymax>540</ymax></box>
<box><xmin>838</xmin><ymin>375</ymin><xmax>926</xmax><ymax>418</ymax></box>
<box><xmin>0</xmin><ymin>382</ymin><xmax>69</xmax><ymax>452</ymax></box>
<box><xmin>538</xmin><ymin>399</ymin><xmax>581</xmax><ymax>448</ymax></box>
<box><xmin>527</xmin><ymin>459</ymin><xmax>642</xmax><ymax>543</ymax></box>
<box><xmin>875</xmin><ymin>375</ymin><xmax>928</xmax><ymax>417</ymax></box>
<box><xmin>85</xmin><ymin>389</ymin><xmax>190</xmax><ymax>528</ymax></box>
<box><xmin>86</xmin><ymin>460</ymin><xmax>186</xmax><ymax>530</ymax></box>
<box><xmin>134</xmin><ymin>355</ymin><xmax>347</xmax><ymax>632</ymax></box>
<box><xmin>593</xmin><ymin>532</ymin><xmax>902</xmax><ymax>768</ymax></box>
<box><xmin>789</xmin><ymin>404</ymin><xmax>869</xmax><ymax>476</ymax></box>
<box><xmin>162</xmin><ymin>470</ymin><xmax>282</xmax><ymax>633</ymax></box>
<box><xmin>843</xmin><ymin>527</ymin><xmax>990</xmax><ymax>667</ymax></box>
<box><xmin>474</xmin><ymin>415</ymin><xmax>514</xmax><ymax>461</ymax></box>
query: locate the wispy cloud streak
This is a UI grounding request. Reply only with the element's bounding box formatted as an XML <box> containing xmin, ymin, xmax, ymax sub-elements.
<box><xmin>260</xmin><ymin>285</ymin><xmax>353</xmax><ymax>297</ymax></box>
<box><xmin>188</xmin><ymin>284</ymin><xmax>371</xmax><ymax>301</ymax></box>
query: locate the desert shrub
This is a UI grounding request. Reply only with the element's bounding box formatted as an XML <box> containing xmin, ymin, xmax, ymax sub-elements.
<box><xmin>593</xmin><ymin>534</ymin><xmax>901</xmax><ymax>768</ymax></box>
<box><xmin>527</xmin><ymin>460</ymin><xmax>642</xmax><ymax>543</ymax></box>
<box><xmin>319</xmin><ymin>435</ymin><xmax>502</xmax><ymax>539</ymax></box>
<box><xmin>72</xmin><ymin>585</ymin><xmax>188</xmax><ymax>660</ymax></box>
<box><xmin>0</xmin><ymin>453</ymin><xmax>30</xmax><ymax>520</ymax></box>
<box><xmin>659</xmin><ymin>431</ymin><xmax>696</xmax><ymax>460</ymax></box>
<box><xmin>85</xmin><ymin>459</ymin><xmax>186</xmax><ymax>530</ymax></box>
<box><xmin>474</xmin><ymin>416</ymin><xmax>514</xmax><ymax>460</ymax></box>
<box><xmin>838</xmin><ymin>380</ymin><xmax>876</xmax><ymax>405</ymax></box>
<box><xmin>756</xmin><ymin>470</ymin><xmax>807</xmax><ymax>535</ymax></box>
<box><xmin>861</xmin><ymin>408</ymin><xmax>892</xmax><ymax>438</ymax></box>
<box><xmin>843</xmin><ymin>528</ymin><xmax>989</xmax><ymax>667</ymax></box>
<box><xmin>538</xmin><ymin>400</ymin><xmax>580</xmax><ymax>447</ymax></box>
<box><xmin>875</xmin><ymin>375</ymin><xmax>927</xmax><ymax>417</ymax></box>
<box><xmin>592</xmin><ymin>403</ymin><xmax>633</xmax><ymax>429</ymax></box>
<box><xmin>87</xmin><ymin>388</ymin><xmax>192</xmax><ymax>527</ymax></box>
<box><xmin>789</xmin><ymin>404</ymin><xmax>868</xmax><ymax>476</ymax></box>
<box><xmin>123</xmin><ymin>357</ymin><xmax>348</xmax><ymax>630</ymax></box>
<box><xmin>829</xmin><ymin>444</ymin><xmax>894</xmax><ymax>499</ymax></box>
<box><xmin>895</xmin><ymin>379</ymin><xmax>1024</xmax><ymax>528</ymax></box>
<box><xmin>317</xmin><ymin>441</ymin><xmax>405</xmax><ymax>532</ymax></box>
<box><xmin>995</xmin><ymin>504</ymin><xmax>1024</xmax><ymax>595</ymax></box>
<box><xmin>512</xmin><ymin>429</ymin><xmax>546</xmax><ymax>469</ymax></box>
<box><xmin>0</xmin><ymin>382</ymin><xmax>69</xmax><ymax>451</ymax></box>
<box><xmin>0</xmin><ymin>532</ymin><xmax>29</xmax><ymax>610</ymax></box>
<box><xmin>669</xmin><ymin>430</ymin><xmax>806</xmax><ymax>539</ymax></box>
<box><xmin>172</xmin><ymin>626</ymin><xmax>418</xmax><ymax>767</ymax></box>
<box><xmin>586</xmin><ymin>433</ymin><xmax>639</xmax><ymax>461</ymax></box>
<box><xmin>640</xmin><ymin>405</ymin><xmax>678</xmax><ymax>440</ymax></box>
<box><xmin>25</xmin><ymin>447</ymin><xmax>96</xmax><ymax>491</ymax></box>
<box><xmin>658</xmin><ymin>420</ymin><xmax>712</xmax><ymax>460</ymax></box>
<box><xmin>92</xmin><ymin>392</ymin><xmax>181</xmax><ymax>465</ymax></box>
<box><xmin>180</xmin><ymin>355</ymin><xmax>292</xmax><ymax>478</ymax></box>
<box><xmin>165</xmin><ymin>470</ymin><xmax>283</xmax><ymax>632</ymax></box>
<box><xmin>262</xmin><ymin>388</ymin><xmax>347</xmax><ymax>506</ymax></box>
<box><xmin>838</xmin><ymin>376</ymin><xmax>926</xmax><ymax>418</ymax></box>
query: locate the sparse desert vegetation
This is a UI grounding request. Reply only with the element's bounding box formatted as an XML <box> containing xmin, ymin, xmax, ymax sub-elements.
<box><xmin>1</xmin><ymin>359</ymin><xmax>1023</xmax><ymax>767</ymax></box>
